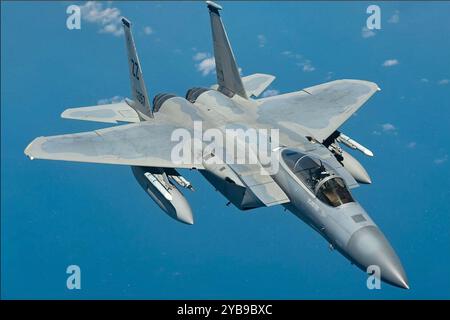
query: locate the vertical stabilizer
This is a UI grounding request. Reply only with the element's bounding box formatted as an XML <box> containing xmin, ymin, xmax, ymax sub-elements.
<box><xmin>206</xmin><ymin>1</ymin><xmax>247</xmax><ymax>99</ymax></box>
<box><xmin>122</xmin><ymin>18</ymin><xmax>153</xmax><ymax>119</ymax></box>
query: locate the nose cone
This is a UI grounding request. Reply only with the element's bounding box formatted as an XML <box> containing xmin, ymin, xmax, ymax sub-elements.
<box><xmin>346</xmin><ymin>226</ymin><xmax>409</xmax><ymax>289</ymax></box>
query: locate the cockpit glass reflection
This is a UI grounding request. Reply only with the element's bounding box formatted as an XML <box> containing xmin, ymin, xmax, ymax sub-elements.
<box><xmin>316</xmin><ymin>177</ymin><xmax>354</xmax><ymax>207</ymax></box>
<box><xmin>281</xmin><ymin>149</ymin><xmax>354</xmax><ymax>207</ymax></box>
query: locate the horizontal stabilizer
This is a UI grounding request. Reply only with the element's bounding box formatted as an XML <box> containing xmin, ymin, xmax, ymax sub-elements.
<box><xmin>242</xmin><ymin>73</ymin><xmax>276</xmax><ymax>98</ymax></box>
<box><xmin>61</xmin><ymin>101</ymin><xmax>140</xmax><ymax>124</ymax></box>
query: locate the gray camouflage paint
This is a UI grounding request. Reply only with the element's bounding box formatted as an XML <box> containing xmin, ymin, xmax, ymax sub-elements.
<box><xmin>23</xmin><ymin>1</ymin><xmax>408</xmax><ymax>289</ymax></box>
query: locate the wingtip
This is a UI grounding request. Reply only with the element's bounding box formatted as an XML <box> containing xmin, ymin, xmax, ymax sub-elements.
<box><xmin>206</xmin><ymin>1</ymin><xmax>223</xmax><ymax>11</ymax></box>
<box><xmin>60</xmin><ymin>108</ymin><xmax>72</xmax><ymax>119</ymax></box>
<box><xmin>371</xmin><ymin>81</ymin><xmax>381</xmax><ymax>92</ymax></box>
<box><xmin>24</xmin><ymin>137</ymin><xmax>42</xmax><ymax>160</ymax></box>
<box><xmin>121</xmin><ymin>17</ymin><xmax>131</xmax><ymax>28</ymax></box>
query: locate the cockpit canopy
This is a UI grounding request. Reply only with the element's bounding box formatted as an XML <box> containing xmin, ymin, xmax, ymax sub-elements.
<box><xmin>281</xmin><ymin>149</ymin><xmax>354</xmax><ymax>207</ymax></box>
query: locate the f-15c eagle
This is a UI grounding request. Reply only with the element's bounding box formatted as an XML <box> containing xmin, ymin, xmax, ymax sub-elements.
<box><xmin>24</xmin><ymin>2</ymin><xmax>408</xmax><ymax>289</ymax></box>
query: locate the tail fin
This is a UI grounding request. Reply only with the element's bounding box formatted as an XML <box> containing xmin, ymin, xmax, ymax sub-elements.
<box><xmin>206</xmin><ymin>1</ymin><xmax>247</xmax><ymax>99</ymax></box>
<box><xmin>121</xmin><ymin>18</ymin><xmax>153</xmax><ymax>119</ymax></box>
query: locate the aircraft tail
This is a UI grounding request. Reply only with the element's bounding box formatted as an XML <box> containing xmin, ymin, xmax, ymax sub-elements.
<box><xmin>206</xmin><ymin>1</ymin><xmax>247</xmax><ymax>99</ymax></box>
<box><xmin>121</xmin><ymin>18</ymin><xmax>153</xmax><ymax>119</ymax></box>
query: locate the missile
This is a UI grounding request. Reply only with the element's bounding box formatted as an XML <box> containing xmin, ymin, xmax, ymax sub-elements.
<box><xmin>337</xmin><ymin>133</ymin><xmax>374</xmax><ymax>157</ymax></box>
<box><xmin>341</xmin><ymin>150</ymin><xmax>372</xmax><ymax>184</ymax></box>
<box><xmin>131</xmin><ymin>166</ymin><xmax>194</xmax><ymax>225</ymax></box>
<box><xmin>169</xmin><ymin>174</ymin><xmax>194</xmax><ymax>191</ymax></box>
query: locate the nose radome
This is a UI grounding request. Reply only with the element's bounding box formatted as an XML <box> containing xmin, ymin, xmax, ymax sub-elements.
<box><xmin>346</xmin><ymin>226</ymin><xmax>409</xmax><ymax>289</ymax></box>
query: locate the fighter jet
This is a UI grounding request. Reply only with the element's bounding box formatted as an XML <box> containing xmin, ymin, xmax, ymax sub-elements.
<box><xmin>24</xmin><ymin>2</ymin><xmax>409</xmax><ymax>289</ymax></box>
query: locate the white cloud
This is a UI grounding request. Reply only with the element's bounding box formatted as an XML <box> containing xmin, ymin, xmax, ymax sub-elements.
<box><xmin>361</xmin><ymin>27</ymin><xmax>376</xmax><ymax>38</ymax></box>
<box><xmin>261</xmin><ymin>89</ymin><xmax>280</xmax><ymax>98</ymax></box>
<box><xmin>257</xmin><ymin>34</ymin><xmax>267</xmax><ymax>48</ymax></box>
<box><xmin>283</xmin><ymin>51</ymin><xmax>315</xmax><ymax>72</ymax></box>
<box><xmin>325</xmin><ymin>71</ymin><xmax>334</xmax><ymax>80</ymax></box>
<box><xmin>421</xmin><ymin>78</ymin><xmax>429</xmax><ymax>83</ymax></box>
<box><xmin>434</xmin><ymin>155</ymin><xmax>448</xmax><ymax>165</ymax></box>
<box><xmin>100</xmin><ymin>23</ymin><xmax>123</xmax><ymax>36</ymax></box>
<box><xmin>438</xmin><ymin>79</ymin><xmax>449</xmax><ymax>85</ymax></box>
<box><xmin>193</xmin><ymin>52</ymin><xmax>208</xmax><ymax>61</ymax></box>
<box><xmin>192</xmin><ymin>52</ymin><xmax>216</xmax><ymax>76</ymax></box>
<box><xmin>281</xmin><ymin>51</ymin><xmax>303</xmax><ymax>60</ymax></box>
<box><xmin>382</xmin><ymin>123</ymin><xmax>397</xmax><ymax>133</ymax></box>
<box><xmin>97</xmin><ymin>95</ymin><xmax>124</xmax><ymax>105</ymax></box>
<box><xmin>374</xmin><ymin>123</ymin><xmax>398</xmax><ymax>136</ymax></box>
<box><xmin>407</xmin><ymin>142</ymin><xmax>417</xmax><ymax>149</ymax></box>
<box><xmin>80</xmin><ymin>1</ymin><xmax>124</xmax><ymax>37</ymax></box>
<box><xmin>300</xmin><ymin>61</ymin><xmax>315</xmax><ymax>72</ymax></box>
<box><xmin>388</xmin><ymin>10</ymin><xmax>400</xmax><ymax>24</ymax></box>
<box><xmin>196</xmin><ymin>57</ymin><xmax>216</xmax><ymax>76</ymax></box>
<box><xmin>192</xmin><ymin>52</ymin><xmax>241</xmax><ymax>76</ymax></box>
<box><xmin>382</xmin><ymin>59</ymin><xmax>399</xmax><ymax>67</ymax></box>
<box><xmin>143</xmin><ymin>26</ymin><xmax>154</xmax><ymax>35</ymax></box>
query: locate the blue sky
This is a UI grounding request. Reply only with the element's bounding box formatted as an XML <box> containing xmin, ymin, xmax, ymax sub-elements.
<box><xmin>1</xmin><ymin>1</ymin><xmax>450</xmax><ymax>299</ymax></box>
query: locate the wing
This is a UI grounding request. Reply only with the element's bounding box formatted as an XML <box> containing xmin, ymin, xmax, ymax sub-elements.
<box><xmin>24</xmin><ymin>119</ymin><xmax>204</xmax><ymax>169</ymax></box>
<box><xmin>256</xmin><ymin>79</ymin><xmax>380</xmax><ymax>143</ymax></box>
<box><xmin>61</xmin><ymin>101</ymin><xmax>140</xmax><ymax>124</ymax></box>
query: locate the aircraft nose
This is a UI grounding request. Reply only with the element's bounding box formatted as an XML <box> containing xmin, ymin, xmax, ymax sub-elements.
<box><xmin>346</xmin><ymin>226</ymin><xmax>409</xmax><ymax>289</ymax></box>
